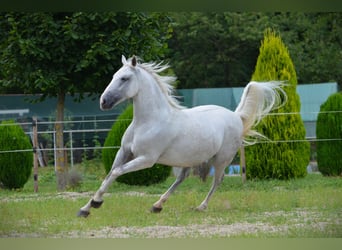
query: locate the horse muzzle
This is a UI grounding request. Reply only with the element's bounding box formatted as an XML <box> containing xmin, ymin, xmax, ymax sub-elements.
<box><xmin>100</xmin><ymin>93</ymin><xmax>122</xmax><ymax>110</ymax></box>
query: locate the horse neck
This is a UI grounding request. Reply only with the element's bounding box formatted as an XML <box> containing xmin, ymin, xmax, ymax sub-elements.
<box><xmin>132</xmin><ymin>72</ymin><xmax>173</xmax><ymax>123</ymax></box>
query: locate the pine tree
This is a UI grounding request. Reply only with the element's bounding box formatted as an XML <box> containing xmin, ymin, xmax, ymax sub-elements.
<box><xmin>316</xmin><ymin>92</ymin><xmax>342</xmax><ymax>176</ymax></box>
<box><xmin>245</xmin><ymin>29</ymin><xmax>310</xmax><ymax>180</ymax></box>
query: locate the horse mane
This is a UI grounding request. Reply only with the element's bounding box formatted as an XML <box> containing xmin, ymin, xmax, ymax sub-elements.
<box><xmin>128</xmin><ymin>57</ymin><xmax>185</xmax><ymax>109</ymax></box>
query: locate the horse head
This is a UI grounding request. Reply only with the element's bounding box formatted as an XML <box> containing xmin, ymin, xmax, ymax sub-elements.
<box><xmin>100</xmin><ymin>55</ymin><xmax>139</xmax><ymax>110</ymax></box>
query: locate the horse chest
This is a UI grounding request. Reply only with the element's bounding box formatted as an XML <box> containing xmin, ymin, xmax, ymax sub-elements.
<box><xmin>129</xmin><ymin>124</ymin><xmax>174</xmax><ymax>156</ymax></box>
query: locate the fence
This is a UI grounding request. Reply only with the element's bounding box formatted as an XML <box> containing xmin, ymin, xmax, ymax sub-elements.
<box><xmin>0</xmin><ymin>110</ymin><xmax>341</xmax><ymax>188</ymax></box>
<box><xmin>1</xmin><ymin>111</ymin><xmax>342</xmax><ymax>163</ymax></box>
<box><xmin>27</xmin><ymin>117</ymin><xmax>119</xmax><ymax>168</ymax></box>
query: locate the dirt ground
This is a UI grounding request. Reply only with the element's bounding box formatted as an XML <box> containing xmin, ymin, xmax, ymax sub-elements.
<box><xmin>61</xmin><ymin>223</ymin><xmax>293</xmax><ymax>238</ymax></box>
<box><xmin>2</xmin><ymin>191</ymin><xmax>339</xmax><ymax>238</ymax></box>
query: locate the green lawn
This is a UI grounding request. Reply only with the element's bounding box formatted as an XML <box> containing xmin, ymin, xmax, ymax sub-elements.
<box><xmin>0</xmin><ymin>161</ymin><xmax>341</xmax><ymax>238</ymax></box>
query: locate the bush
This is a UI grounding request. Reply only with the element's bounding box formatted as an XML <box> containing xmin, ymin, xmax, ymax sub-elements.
<box><xmin>102</xmin><ymin>104</ymin><xmax>171</xmax><ymax>186</ymax></box>
<box><xmin>67</xmin><ymin>168</ymin><xmax>83</xmax><ymax>189</ymax></box>
<box><xmin>316</xmin><ymin>92</ymin><xmax>342</xmax><ymax>176</ymax></box>
<box><xmin>245</xmin><ymin>29</ymin><xmax>310</xmax><ymax>180</ymax></box>
<box><xmin>0</xmin><ymin>120</ymin><xmax>33</xmax><ymax>189</ymax></box>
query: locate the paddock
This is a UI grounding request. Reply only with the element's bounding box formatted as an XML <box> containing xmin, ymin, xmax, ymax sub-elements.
<box><xmin>0</xmin><ymin>165</ymin><xmax>341</xmax><ymax>238</ymax></box>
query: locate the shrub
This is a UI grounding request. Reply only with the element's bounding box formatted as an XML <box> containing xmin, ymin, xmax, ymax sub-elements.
<box><xmin>67</xmin><ymin>168</ymin><xmax>83</xmax><ymax>189</ymax></box>
<box><xmin>245</xmin><ymin>29</ymin><xmax>310</xmax><ymax>180</ymax></box>
<box><xmin>316</xmin><ymin>92</ymin><xmax>342</xmax><ymax>176</ymax></box>
<box><xmin>102</xmin><ymin>104</ymin><xmax>171</xmax><ymax>186</ymax></box>
<box><xmin>0</xmin><ymin>120</ymin><xmax>33</xmax><ymax>189</ymax></box>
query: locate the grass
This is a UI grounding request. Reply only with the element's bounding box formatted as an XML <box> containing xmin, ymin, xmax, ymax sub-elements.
<box><xmin>0</xmin><ymin>159</ymin><xmax>341</xmax><ymax>238</ymax></box>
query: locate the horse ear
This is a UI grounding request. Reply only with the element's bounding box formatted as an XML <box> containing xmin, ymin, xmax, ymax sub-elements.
<box><xmin>132</xmin><ymin>55</ymin><xmax>137</xmax><ymax>67</ymax></box>
<box><xmin>121</xmin><ymin>55</ymin><xmax>127</xmax><ymax>65</ymax></box>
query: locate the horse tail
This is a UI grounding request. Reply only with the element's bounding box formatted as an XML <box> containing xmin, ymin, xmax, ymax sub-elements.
<box><xmin>235</xmin><ymin>81</ymin><xmax>287</xmax><ymax>144</ymax></box>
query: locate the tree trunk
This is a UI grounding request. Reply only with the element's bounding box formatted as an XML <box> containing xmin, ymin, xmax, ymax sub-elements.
<box><xmin>55</xmin><ymin>92</ymin><xmax>67</xmax><ymax>191</ymax></box>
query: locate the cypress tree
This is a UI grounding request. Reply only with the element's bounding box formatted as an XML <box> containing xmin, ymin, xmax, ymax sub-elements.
<box><xmin>0</xmin><ymin>120</ymin><xmax>33</xmax><ymax>189</ymax></box>
<box><xmin>316</xmin><ymin>92</ymin><xmax>342</xmax><ymax>176</ymax></box>
<box><xmin>245</xmin><ymin>29</ymin><xmax>310</xmax><ymax>180</ymax></box>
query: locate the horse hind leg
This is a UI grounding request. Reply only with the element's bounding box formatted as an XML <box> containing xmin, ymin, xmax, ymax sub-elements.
<box><xmin>195</xmin><ymin>160</ymin><xmax>228</xmax><ymax>211</ymax></box>
<box><xmin>151</xmin><ymin>167</ymin><xmax>191</xmax><ymax>213</ymax></box>
<box><xmin>195</xmin><ymin>142</ymin><xmax>240</xmax><ymax>211</ymax></box>
<box><xmin>196</xmin><ymin>161</ymin><xmax>212</xmax><ymax>182</ymax></box>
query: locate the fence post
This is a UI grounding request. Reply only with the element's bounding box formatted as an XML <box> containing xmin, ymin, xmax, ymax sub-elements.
<box><xmin>69</xmin><ymin>131</ymin><xmax>74</xmax><ymax>168</ymax></box>
<box><xmin>240</xmin><ymin>145</ymin><xmax>246</xmax><ymax>184</ymax></box>
<box><xmin>32</xmin><ymin>117</ymin><xmax>39</xmax><ymax>192</ymax></box>
<box><xmin>53</xmin><ymin>131</ymin><xmax>56</xmax><ymax>172</ymax></box>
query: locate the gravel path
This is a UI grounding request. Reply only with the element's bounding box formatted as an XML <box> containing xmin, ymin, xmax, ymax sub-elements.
<box><xmin>60</xmin><ymin>223</ymin><xmax>294</xmax><ymax>238</ymax></box>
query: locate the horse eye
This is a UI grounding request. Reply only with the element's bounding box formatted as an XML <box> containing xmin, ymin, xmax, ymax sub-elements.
<box><xmin>121</xmin><ymin>77</ymin><xmax>129</xmax><ymax>82</ymax></box>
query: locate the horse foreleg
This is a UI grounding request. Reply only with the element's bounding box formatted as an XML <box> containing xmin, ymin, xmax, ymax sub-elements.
<box><xmin>77</xmin><ymin>149</ymin><xmax>133</xmax><ymax>217</ymax></box>
<box><xmin>78</xmin><ymin>170</ymin><xmax>118</xmax><ymax>217</ymax></box>
<box><xmin>151</xmin><ymin>167</ymin><xmax>191</xmax><ymax>213</ymax></box>
<box><xmin>78</xmin><ymin>155</ymin><xmax>155</xmax><ymax>217</ymax></box>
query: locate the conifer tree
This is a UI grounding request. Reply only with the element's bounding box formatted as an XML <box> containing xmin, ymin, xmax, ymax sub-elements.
<box><xmin>0</xmin><ymin>120</ymin><xmax>33</xmax><ymax>189</ymax></box>
<box><xmin>316</xmin><ymin>92</ymin><xmax>342</xmax><ymax>176</ymax></box>
<box><xmin>245</xmin><ymin>29</ymin><xmax>310</xmax><ymax>180</ymax></box>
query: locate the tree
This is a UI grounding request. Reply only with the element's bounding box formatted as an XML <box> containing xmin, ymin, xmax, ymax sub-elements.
<box><xmin>167</xmin><ymin>12</ymin><xmax>342</xmax><ymax>89</ymax></box>
<box><xmin>316</xmin><ymin>92</ymin><xmax>342</xmax><ymax>176</ymax></box>
<box><xmin>168</xmin><ymin>12</ymin><xmax>269</xmax><ymax>88</ymax></box>
<box><xmin>0</xmin><ymin>12</ymin><xmax>172</xmax><ymax>190</ymax></box>
<box><xmin>245</xmin><ymin>29</ymin><xmax>310</xmax><ymax>180</ymax></box>
<box><xmin>268</xmin><ymin>12</ymin><xmax>342</xmax><ymax>86</ymax></box>
<box><xmin>0</xmin><ymin>120</ymin><xmax>33</xmax><ymax>189</ymax></box>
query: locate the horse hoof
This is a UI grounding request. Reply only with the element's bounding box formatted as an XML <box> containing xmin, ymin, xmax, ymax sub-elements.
<box><xmin>91</xmin><ymin>199</ymin><xmax>104</xmax><ymax>208</ymax></box>
<box><xmin>195</xmin><ymin>205</ymin><xmax>207</xmax><ymax>212</ymax></box>
<box><xmin>150</xmin><ymin>206</ymin><xmax>163</xmax><ymax>213</ymax></box>
<box><xmin>77</xmin><ymin>209</ymin><xmax>90</xmax><ymax>218</ymax></box>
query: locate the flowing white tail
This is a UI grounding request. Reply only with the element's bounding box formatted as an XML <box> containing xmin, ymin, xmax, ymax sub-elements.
<box><xmin>235</xmin><ymin>81</ymin><xmax>287</xmax><ymax>142</ymax></box>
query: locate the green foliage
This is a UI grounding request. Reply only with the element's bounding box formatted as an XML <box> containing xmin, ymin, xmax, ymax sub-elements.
<box><xmin>0</xmin><ymin>12</ymin><xmax>172</xmax><ymax>190</ymax></box>
<box><xmin>1</xmin><ymin>12</ymin><xmax>341</xmax><ymax>93</ymax></box>
<box><xmin>102</xmin><ymin>104</ymin><xmax>171</xmax><ymax>186</ymax></box>
<box><xmin>316</xmin><ymin>92</ymin><xmax>342</xmax><ymax>176</ymax></box>
<box><xmin>271</xmin><ymin>13</ymin><xmax>342</xmax><ymax>85</ymax></box>
<box><xmin>0</xmin><ymin>120</ymin><xmax>33</xmax><ymax>189</ymax></box>
<box><xmin>246</xmin><ymin>29</ymin><xmax>310</xmax><ymax>180</ymax></box>
<box><xmin>167</xmin><ymin>12</ymin><xmax>342</xmax><ymax>88</ymax></box>
<box><xmin>0</xmin><ymin>12</ymin><xmax>172</xmax><ymax>99</ymax></box>
<box><xmin>169</xmin><ymin>12</ymin><xmax>268</xmax><ymax>88</ymax></box>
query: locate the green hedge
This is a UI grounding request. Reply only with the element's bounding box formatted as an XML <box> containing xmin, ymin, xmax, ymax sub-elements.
<box><xmin>0</xmin><ymin>120</ymin><xmax>33</xmax><ymax>189</ymax></box>
<box><xmin>102</xmin><ymin>104</ymin><xmax>171</xmax><ymax>186</ymax></box>
<box><xmin>316</xmin><ymin>92</ymin><xmax>342</xmax><ymax>176</ymax></box>
<box><xmin>245</xmin><ymin>29</ymin><xmax>310</xmax><ymax>180</ymax></box>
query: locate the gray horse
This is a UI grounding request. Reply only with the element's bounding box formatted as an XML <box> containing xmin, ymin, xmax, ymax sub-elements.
<box><xmin>78</xmin><ymin>56</ymin><xmax>285</xmax><ymax>217</ymax></box>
